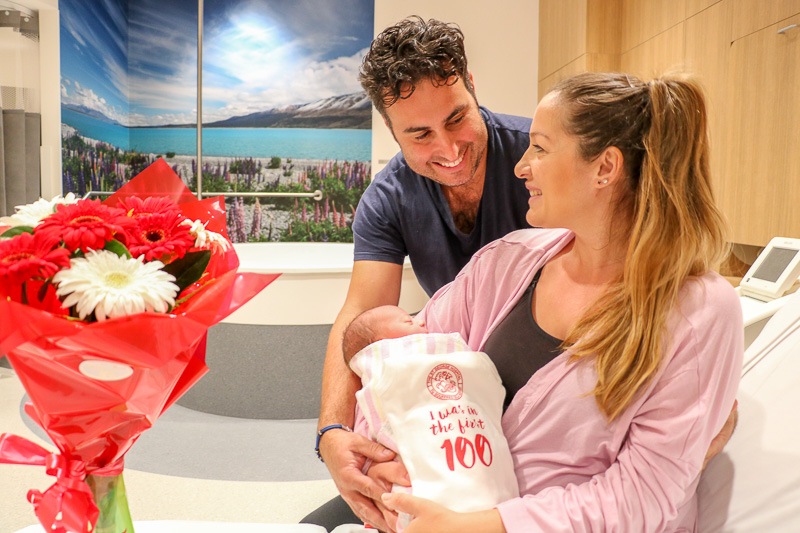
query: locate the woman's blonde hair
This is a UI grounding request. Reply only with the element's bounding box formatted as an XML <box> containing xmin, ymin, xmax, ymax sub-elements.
<box><xmin>551</xmin><ymin>72</ymin><xmax>728</xmax><ymax>421</ymax></box>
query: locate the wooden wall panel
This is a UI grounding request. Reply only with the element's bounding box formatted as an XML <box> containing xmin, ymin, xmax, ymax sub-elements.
<box><xmin>722</xmin><ymin>13</ymin><xmax>800</xmax><ymax>244</ymax></box>
<box><xmin>620</xmin><ymin>22</ymin><xmax>685</xmax><ymax>79</ymax></box>
<box><xmin>539</xmin><ymin>0</ymin><xmax>800</xmax><ymax>246</ymax></box>
<box><xmin>538</xmin><ymin>54</ymin><xmax>588</xmax><ymax>99</ymax></box>
<box><xmin>587</xmin><ymin>0</ymin><xmax>622</xmax><ymax>55</ymax></box>
<box><xmin>684</xmin><ymin>0</ymin><xmax>732</xmax><ymax>209</ymax></box>
<box><xmin>539</xmin><ymin>0</ymin><xmax>588</xmax><ymax>79</ymax></box>
<box><xmin>537</xmin><ymin>52</ymin><xmax>620</xmax><ymax>102</ymax></box>
<box><xmin>686</xmin><ymin>0</ymin><xmax>723</xmax><ymax>18</ymax></box>
<box><xmin>731</xmin><ymin>0</ymin><xmax>800</xmax><ymax>41</ymax></box>
<box><xmin>621</xmin><ymin>0</ymin><xmax>686</xmax><ymax>52</ymax></box>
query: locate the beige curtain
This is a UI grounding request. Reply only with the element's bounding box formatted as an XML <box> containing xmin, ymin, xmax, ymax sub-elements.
<box><xmin>0</xmin><ymin>8</ymin><xmax>40</xmax><ymax>217</ymax></box>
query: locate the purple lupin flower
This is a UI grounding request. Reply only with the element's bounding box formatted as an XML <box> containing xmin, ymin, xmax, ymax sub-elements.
<box><xmin>235</xmin><ymin>196</ymin><xmax>247</xmax><ymax>243</ymax></box>
<box><xmin>63</xmin><ymin>170</ymin><xmax>74</xmax><ymax>194</ymax></box>
<box><xmin>251</xmin><ymin>198</ymin><xmax>262</xmax><ymax>239</ymax></box>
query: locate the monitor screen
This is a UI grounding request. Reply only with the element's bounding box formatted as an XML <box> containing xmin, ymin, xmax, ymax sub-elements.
<box><xmin>751</xmin><ymin>247</ymin><xmax>799</xmax><ymax>283</ymax></box>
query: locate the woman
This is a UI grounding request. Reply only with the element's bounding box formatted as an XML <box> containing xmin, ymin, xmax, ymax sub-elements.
<box><xmin>377</xmin><ymin>72</ymin><xmax>743</xmax><ymax>532</ymax></box>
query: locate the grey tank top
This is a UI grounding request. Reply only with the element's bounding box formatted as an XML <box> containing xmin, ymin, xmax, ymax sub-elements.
<box><xmin>482</xmin><ymin>269</ymin><xmax>564</xmax><ymax>412</ymax></box>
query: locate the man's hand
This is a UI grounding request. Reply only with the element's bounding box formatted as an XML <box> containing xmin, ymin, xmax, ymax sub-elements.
<box><xmin>366</xmin><ymin>454</ymin><xmax>411</xmax><ymax>529</ymax></box>
<box><xmin>318</xmin><ymin>427</ymin><xmax>398</xmax><ymax>530</ymax></box>
<box><xmin>703</xmin><ymin>399</ymin><xmax>738</xmax><ymax>471</ymax></box>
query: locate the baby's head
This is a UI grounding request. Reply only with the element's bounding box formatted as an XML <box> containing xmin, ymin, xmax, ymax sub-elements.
<box><xmin>342</xmin><ymin>305</ymin><xmax>428</xmax><ymax>363</ymax></box>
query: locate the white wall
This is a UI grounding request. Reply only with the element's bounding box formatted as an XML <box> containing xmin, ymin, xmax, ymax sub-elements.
<box><xmin>371</xmin><ymin>0</ymin><xmax>540</xmax><ymax>175</ymax></box>
<box><xmin>39</xmin><ymin>6</ymin><xmax>60</xmax><ymax>198</ymax></box>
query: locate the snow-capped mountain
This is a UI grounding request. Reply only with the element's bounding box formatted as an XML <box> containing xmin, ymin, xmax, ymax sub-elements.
<box><xmin>204</xmin><ymin>92</ymin><xmax>372</xmax><ymax>129</ymax></box>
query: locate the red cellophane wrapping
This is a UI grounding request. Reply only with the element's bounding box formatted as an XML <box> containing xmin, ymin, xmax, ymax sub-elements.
<box><xmin>0</xmin><ymin>159</ymin><xmax>279</xmax><ymax>532</ymax></box>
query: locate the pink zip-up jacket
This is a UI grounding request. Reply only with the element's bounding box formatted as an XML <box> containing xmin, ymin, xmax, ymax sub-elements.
<box><xmin>416</xmin><ymin>228</ymin><xmax>743</xmax><ymax>532</ymax></box>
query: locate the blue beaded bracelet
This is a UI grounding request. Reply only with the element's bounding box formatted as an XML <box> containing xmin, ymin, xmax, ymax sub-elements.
<box><xmin>315</xmin><ymin>424</ymin><xmax>352</xmax><ymax>462</ymax></box>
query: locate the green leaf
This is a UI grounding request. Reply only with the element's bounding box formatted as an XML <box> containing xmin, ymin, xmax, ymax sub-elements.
<box><xmin>162</xmin><ymin>250</ymin><xmax>211</xmax><ymax>294</ymax></box>
<box><xmin>1</xmin><ymin>226</ymin><xmax>35</xmax><ymax>237</ymax></box>
<box><xmin>103</xmin><ymin>239</ymin><xmax>132</xmax><ymax>259</ymax></box>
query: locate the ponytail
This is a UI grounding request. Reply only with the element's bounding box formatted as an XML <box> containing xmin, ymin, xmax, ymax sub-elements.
<box><xmin>552</xmin><ymin>73</ymin><xmax>728</xmax><ymax>421</ymax></box>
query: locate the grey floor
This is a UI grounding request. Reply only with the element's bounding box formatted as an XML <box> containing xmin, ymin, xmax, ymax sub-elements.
<box><xmin>20</xmin><ymin>395</ymin><xmax>331</xmax><ymax>482</ymax></box>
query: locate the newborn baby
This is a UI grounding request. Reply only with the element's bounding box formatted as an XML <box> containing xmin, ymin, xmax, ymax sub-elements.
<box><xmin>345</xmin><ymin>305</ymin><xmax>519</xmax><ymax>531</ymax></box>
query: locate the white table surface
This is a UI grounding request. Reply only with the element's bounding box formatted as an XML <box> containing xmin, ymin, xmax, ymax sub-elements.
<box><xmin>15</xmin><ymin>521</ymin><xmax>375</xmax><ymax>533</ymax></box>
<box><xmin>15</xmin><ymin>521</ymin><xmax>329</xmax><ymax>533</ymax></box>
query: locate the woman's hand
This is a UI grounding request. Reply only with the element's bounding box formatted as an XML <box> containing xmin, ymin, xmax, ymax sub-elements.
<box><xmin>381</xmin><ymin>493</ymin><xmax>506</xmax><ymax>533</ymax></box>
<box><xmin>703</xmin><ymin>399</ymin><xmax>738</xmax><ymax>471</ymax></box>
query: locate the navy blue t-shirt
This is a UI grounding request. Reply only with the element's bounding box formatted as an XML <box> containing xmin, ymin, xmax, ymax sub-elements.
<box><xmin>353</xmin><ymin>107</ymin><xmax>532</xmax><ymax>296</ymax></box>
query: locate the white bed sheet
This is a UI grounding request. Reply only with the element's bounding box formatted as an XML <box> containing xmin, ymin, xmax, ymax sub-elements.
<box><xmin>698</xmin><ymin>289</ymin><xmax>800</xmax><ymax>531</ymax></box>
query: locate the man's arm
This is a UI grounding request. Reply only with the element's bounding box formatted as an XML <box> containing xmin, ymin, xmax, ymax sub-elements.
<box><xmin>317</xmin><ymin>260</ymin><xmax>410</xmax><ymax>529</ymax></box>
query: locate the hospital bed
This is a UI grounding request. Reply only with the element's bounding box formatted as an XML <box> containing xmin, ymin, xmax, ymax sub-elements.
<box><xmin>698</xmin><ymin>285</ymin><xmax>800</xmax><ymax>531</ymax></box>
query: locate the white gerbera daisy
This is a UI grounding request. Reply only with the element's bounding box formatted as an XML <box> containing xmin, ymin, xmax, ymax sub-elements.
<box><xmin>181</xmin><ymin>218</ymin><xmax>231</xmax><ymax>251</ymax></box>
<box><xmin>0</xmin><ymin>193</ymin><xmax>78</xmax><ymax>228</ymax></box>
<box><xmin>53</xmin><ymin>250</ymin><xmax>179</xmax><ymax>321</ymax></box>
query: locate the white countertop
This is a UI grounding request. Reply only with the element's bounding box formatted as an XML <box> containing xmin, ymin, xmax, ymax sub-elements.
<box><xmin>15</xmin><ymin>521</ymin><xmax>328</xmax><ymax>533</ymax></box>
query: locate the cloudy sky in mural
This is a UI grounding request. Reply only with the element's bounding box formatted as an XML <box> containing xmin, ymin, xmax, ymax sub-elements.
<box><xmin>60</xmin><ymin>0</ymin><xmax>373</xmax><ymax>127</ymax></box>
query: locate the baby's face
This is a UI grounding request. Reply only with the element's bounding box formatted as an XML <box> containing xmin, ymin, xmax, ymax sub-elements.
<box><xmin>373</xmin><ymin>306</ymin><xmax>428</xmax><ymax>339</ymax></box>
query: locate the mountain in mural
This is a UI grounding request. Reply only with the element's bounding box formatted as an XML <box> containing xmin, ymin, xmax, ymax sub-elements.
<box><xmin>63</xmin><ymin>92</ymin><xmax>372</xmax><ymax>130</ymax></box>
<box><xmin>203</xmin><ymin>91</ymin><xmax>372</xmax><ymax>129</ymax></box>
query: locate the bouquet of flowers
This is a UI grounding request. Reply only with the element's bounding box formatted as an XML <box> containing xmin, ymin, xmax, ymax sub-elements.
<box><xmin>0</xmin><ymin>159</ymin><xmax>279</xmax><ymax>533</ymax></box>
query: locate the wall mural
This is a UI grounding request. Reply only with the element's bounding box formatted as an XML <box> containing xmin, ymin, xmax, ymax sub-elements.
<box><xmin>60</xmin><ymin>0</ymin><xmax>374</xmax><ymax>242</ymax></box>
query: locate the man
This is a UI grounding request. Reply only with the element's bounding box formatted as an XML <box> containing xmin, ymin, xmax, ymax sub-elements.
<box><xmin>307</xmin><ymin>15</ymin><xmax>737</xmax><ymax>532</ymax></box>
<box><xmin>306</xmin><ymin>16</ymin><xmax>531</xmax><ymax>531</ymax></box>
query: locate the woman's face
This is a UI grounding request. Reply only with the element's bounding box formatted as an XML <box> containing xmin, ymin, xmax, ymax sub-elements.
<box><xmin>514</xmin><ymin>93</ymin><xmax>599</xmax><ymax>230</ymax></box>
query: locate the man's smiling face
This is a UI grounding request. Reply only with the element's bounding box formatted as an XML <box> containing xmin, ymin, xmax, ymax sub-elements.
<box><xmin>384</xmin><ymin>76</ymin><xmax>488</xmax><ymax>189</ymax></box>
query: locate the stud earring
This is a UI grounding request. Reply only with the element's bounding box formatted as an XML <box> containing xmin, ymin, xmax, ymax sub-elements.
<box><xmin>598</xmin><ymin>179</ymin><xmax>608</xmax><ymax>184</ymax></box>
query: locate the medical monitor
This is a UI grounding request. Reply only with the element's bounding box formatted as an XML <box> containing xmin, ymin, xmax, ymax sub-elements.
<box><xmin>739</xmin><ymin>237</ymin><xmax>800</xmax><ymax>301</ymax></box>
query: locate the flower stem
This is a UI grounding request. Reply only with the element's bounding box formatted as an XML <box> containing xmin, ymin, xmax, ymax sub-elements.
<box><xmin>86</xmin><ymin>473</ymin><xmax>135</xmax><ymax>533</ymax></box>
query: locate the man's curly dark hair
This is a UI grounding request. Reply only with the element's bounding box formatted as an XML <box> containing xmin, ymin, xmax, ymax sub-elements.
<box><xmin>359</xmin><ymin>16</ymin><xmax>476</xmax><ymax>119</ymax></box>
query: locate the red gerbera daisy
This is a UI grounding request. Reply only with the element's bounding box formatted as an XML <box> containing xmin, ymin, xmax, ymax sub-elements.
<box><xmin>0</xmin><ymin>232</ymin><xmax>71</xmax><ymax>285</ymax></box>
<box><xmin>128</xmin><ymin>211</ymin><xmax>195</xmax><ymax>261</ymax></box>
<box><xmin>118</xmin><ymin>196</ymin><xmax>181</xmax><ymax>218</ymax></box>
<box><xmin>37</xmin><ymin>199</ymin><xmax>135</xmax><ymax>253</ymax></box>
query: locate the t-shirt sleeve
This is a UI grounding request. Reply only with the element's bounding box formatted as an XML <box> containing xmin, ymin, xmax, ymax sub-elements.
<box><xmin>352</xmin><ymin>176</ymin><xmax>406</xmax><ymax>265</ymax></box>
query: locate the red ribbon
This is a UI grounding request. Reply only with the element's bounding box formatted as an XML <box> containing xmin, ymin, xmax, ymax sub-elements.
<box><xmin>0</xmin><ymin>433</ymin><xmax>123</xmax><ymax>533</ymax></box>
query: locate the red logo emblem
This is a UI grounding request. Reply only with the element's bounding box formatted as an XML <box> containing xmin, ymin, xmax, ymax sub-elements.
<box><xmin>427</xmin><ymin>364</ymin><xmax>463</xmax><ymax>400</ymax></box>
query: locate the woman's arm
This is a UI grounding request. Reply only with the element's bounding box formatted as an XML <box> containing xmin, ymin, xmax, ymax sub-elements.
<box><xmin>496</xmin><ymin>276</ymin><xmax>744</xmax><ymax>533</ymax></box>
